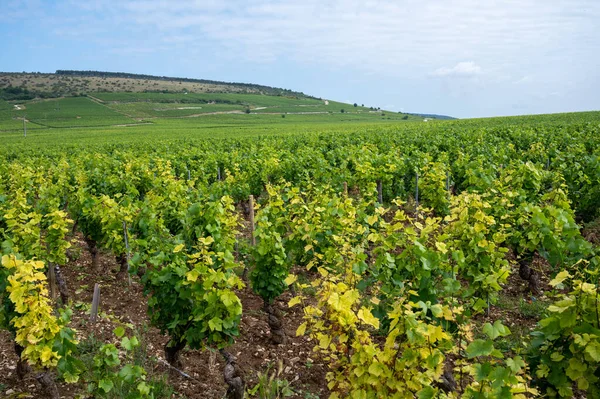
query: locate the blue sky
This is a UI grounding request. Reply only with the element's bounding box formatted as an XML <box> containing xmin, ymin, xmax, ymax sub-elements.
<box><xmin>1</xmin><ymin>0</ymin><xmax>599</xmax><ymax>118</ymax></box>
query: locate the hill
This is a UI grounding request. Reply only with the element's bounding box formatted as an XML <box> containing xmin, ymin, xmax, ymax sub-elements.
<box><xmin>0</xmin><ymin>71</ymin><xmax>315</xmax><ymax>99</ymax></box>
<box><xmin>0</xmin><ymin>71</ymin><xmax>454</xmax><ymax>120</ymax></box>
<box><xmin>0</xmin><ymin>71</ymin><xmax>430</xmax><ymax>130</ymax></box>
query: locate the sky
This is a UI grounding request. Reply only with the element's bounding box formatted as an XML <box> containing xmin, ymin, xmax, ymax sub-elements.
<box><xmin>1</xmin><ymin>0</ymin><xmax>599</xmax><ymax>118</ymax></box>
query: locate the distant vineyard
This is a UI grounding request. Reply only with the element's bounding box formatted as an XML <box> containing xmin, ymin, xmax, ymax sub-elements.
<box><xmin>0</xmin><ymin>112</ymin><xmax>599</xmax><ymax>398</ymax></box>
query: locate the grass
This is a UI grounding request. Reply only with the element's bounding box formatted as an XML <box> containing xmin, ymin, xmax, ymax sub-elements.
<box><xmin>10</xmin><ymin>97</ymin><xmax>136</xmax><ymax>128</ymax></box>
<box><xmin>491</xmin><ymin>294</ymin><xmax>550</xmax><ymax>353</ymax></box>
<box><xmin>108</xmin><ymin>101</ymin><xmax>244</xmax><ymax>118</ymax></box>
<box><xmin>0</xmin><ymin>90</ymin><xmax>419</xmax><ymax>136</ymax></box>
<box><xmin>0</xmin><ymin>106</ymin><xmax>424</xmax><ymax>148</ymax></box>
<box><xmin>92</xmin><ymin>91</ymin><xmax>325</xmax><ymax>106</ymax></box>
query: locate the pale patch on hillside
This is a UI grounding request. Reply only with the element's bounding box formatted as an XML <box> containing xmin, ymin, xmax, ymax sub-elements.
<box><xmin>0</xmin><ymin>73</ymin><xmax>256</xmax><ymax>95</ymax></box>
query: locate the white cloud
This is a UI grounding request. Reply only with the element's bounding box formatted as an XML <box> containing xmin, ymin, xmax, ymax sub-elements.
<box><xmin>432</xmin><ymin>62</ymin><xmax>482</xmax><ymax>77</ymax></box>
<box><xmin>41</xmin><ymin>0</ymin><xmax>598</xmax><ymax>82</ymax></box>
<box><xmin>2</xmin><ymin>0</ymin><xmax>600</xmax><ymax>117</ymax></box>
<box><xmin>514</xmin><ymin>76</ymin><xmax>532</xmax><ymax>84</ymax></box>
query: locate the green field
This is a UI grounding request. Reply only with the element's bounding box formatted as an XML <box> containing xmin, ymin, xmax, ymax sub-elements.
<box><xmin>0</xmin><ymin>92</ymin><xmax>418</xmax><ymax>137</ymax></box>
<box><xmin>10</xmin><ymin>97</ymin><xmax>138</xmax><ymax>128</ymax></box>
<box><xmin>93</xmin><ymin>91</ymin><xmax>381</xmax><ymax>117</ymax></box>
<box><xmin>0</xmin><ymin>100</ymin><xmax>21</xmax><ymax>130</ymax></box>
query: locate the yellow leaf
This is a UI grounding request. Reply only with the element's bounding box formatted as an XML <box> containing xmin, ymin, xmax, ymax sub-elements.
<box><xmin>318</xmin><ymin>333</ymin><xmax>332</xmax><ymax>349</ymax></box>
<box><xmin>318</xmin><ymin>268</ymin><xmax>329</xmax><ymax>277</ymax></box>
<box><xmin>435</xmin><ymin>241</ymin><xmax>448</xmax><ymax>254</ymax></box>
<box><xmin>549</xmin><ymin>270</ymin><xmax>570</xmax><ymax>287</ymax></box>
<box><xmin>288</xmin><ymin>296</ymin><xmax>302</xmax><ymax>308</ymax></box>
<box><xmin>284</xmin><ymin>274</ymin><xmax>297</xmax><ymax>286</ymax></box>
<box><xmin>40</xmin><ymin>346</ymin><xmax>54</xmax><ymax>364</ymax></box>
<box><xmin>357</xmin><ymin>307</ymin><xmax>380</xmax><ymax>329</ymax></box>
<box><xmin>173</xmin><ymin>244</ymin><xmax>185</xmax><ymax>253</ymax></box>
<box><xmin>296</xmin><ymin>322</ymin><xmax>307</xmax><ymax>336</ymax></box>
<box><xmin>473</xmin><ymin>223</ymin><xmax>486</xmax><ymax>233</ymax></box>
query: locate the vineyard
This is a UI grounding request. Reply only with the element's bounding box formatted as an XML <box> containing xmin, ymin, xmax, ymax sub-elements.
<box><xmin>0</xmin><ymin>111</ymin><xmax>600</xmax><ymax>398</ymax></box>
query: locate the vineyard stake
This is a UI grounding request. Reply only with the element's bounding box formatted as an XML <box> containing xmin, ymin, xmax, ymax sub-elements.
<box><xmin>23</xmin><ymin>117</ymin><xmax>26</xmax><ymax>137</ymax></box>
<box><xmin>48</xmin><ymin>263</ymin><xmax>57</xmax><ymax>301</ymax></box>
<box><xmin>343</xmin><ymin>181</ymin><xmax>348</xmax><ymax>196</ymax></box>
<box><xmin>249</xmin><ymin>195</ymin><xmax>256</xmax><ymax>246</ymax></box>
<box><xmin>54</xmin><ymin>265</ymin><xmax>69</xmax><ymax>304</ymax></box>
<box><xmin>217</xmin><ymin>166</ymin><xmax>221</xmax><ymax>181</ymax></box>
<box><xmin>123</xmin><ymin>221</ymin><xmax>132</xmax><ymax>286</ymax></box>
<box><xmin>377</xmin><ymin>180</ymin><xmax>383</xmax><ymax>205</ymax></box>
<box><xmin>90</xmin><ymin>283</ymin><xmax>101</xmax><ymax>322</ymax></box>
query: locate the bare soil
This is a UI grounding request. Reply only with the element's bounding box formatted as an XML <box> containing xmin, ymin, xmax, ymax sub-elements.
<box><xmin>0</xmin><ymin>233</ymin><xmax>328</xmax><ymax>398</ymax></box>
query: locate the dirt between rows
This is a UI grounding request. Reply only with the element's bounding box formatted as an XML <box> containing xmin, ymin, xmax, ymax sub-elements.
<box><xmin>0</xmin><ymin>234</ymin><xmax>328</xmax><ymax>398</ymax></box>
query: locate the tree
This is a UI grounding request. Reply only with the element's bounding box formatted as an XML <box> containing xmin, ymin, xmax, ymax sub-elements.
<box><xmin>340</xmin><ymin>109</ymin><xmax>345</xmax><ymax>113</ymax></box>
<box><xmin>353</xmin><ymin>103</ymin><xmax>357</xmax><ymax>107</ymax></box>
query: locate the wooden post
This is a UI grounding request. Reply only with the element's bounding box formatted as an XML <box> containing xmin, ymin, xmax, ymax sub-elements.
<box><xmin>217</xmin><ymin>166</ymin><xmax>221</xmax><ymax>181</ymax></box>
<box><xmin>343</xmin><ymin>181</ymin><xmax>348</xmax><ymax>196</ymax></box>
<box><xmin>376</xmin><ymin>180</ymin><xmax>383</xmax><ymax>205</ymax></box>
<box><xmin>90</xmin><ymin>284</ymin><xmax>100</xmax><ymax>322</ymax></box>
<box><xmin>23</xmin><ymin>118</ymin><xmax>26</xmax><ymax>137</ymax></box>
<box><xmin>54</xmin><ymin>265</ymin><xmax>69</xmax><ymax>304</ymax></box>
<box><xmin>249</xmin><ymin>195</ymin><xmax>256</xmax><ymax>246</ymax></box>
<box><xmin>187</xmin><ymin>168</ymin><xmax>191</xmax><ymax>181</ymax></box>
<box><xmin>123</xmin><ymin>221</ymin><xmax>131</xmax><ymax>286</ymax></box>
<box><xmin>48</xmin><ymin>263</ymin><xmax>57</xmax><ymax>301</ymax></box>
<box><xmin>446</xmin><ymin>169</ymin><xmax>450</xmax><ymax>191</ymax></box>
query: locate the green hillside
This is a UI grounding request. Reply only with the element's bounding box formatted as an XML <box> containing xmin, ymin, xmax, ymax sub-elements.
<box><xmin>0</xmin><ymin>91</ymin><xmax>418</xmax><ymax>133</ymax></box>
<box><xmin>0</xmin><ymin>71</ymin><xmax>423</xmax><ymax>132</ymax></box>
<box><xmin>11</xmin><ymin>97</ymin><xmax>138</xmax><ymax>128</ymax></box>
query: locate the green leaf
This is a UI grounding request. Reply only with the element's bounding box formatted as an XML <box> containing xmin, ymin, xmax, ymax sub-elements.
<box><xmin>466</xmin><ymin>339</ymin><xmax>494</xmax><ymax>358</ymax></box>
<box><xmin>483</xmin><ymin>320</ymin><xmax>511</xmax><ymax>340</ymax></box>
<box><xmin>208</xmin><ymin>317</ymin><xmax>223</xmax><ymax>331</ymax></box>
<box><xmin>351</xmin><ymin>390</ymin><xmax>367</xmax><ymax>399</ymax></box>
<box><xmin>506</xmin><ymin>356</ymin><xmax>525</xmax><ymax>373</ymax></box>
<box><xmin>367</xmin><ymin>362</ymin><xmax>385</xmax><ymax>377</ymax></box>
<box><xmin>121</xmin><ymin>336</ymin><xmax>139</xmax><ymax>351</ymax></box>
<box><xmin>113</xmin><ymin>326</ymin><xmax>125</xmax><ymax>338</ymax></box>
<box><xmin>417</xmin><ymin>386</ymin><xmax>436</xmax><ymax>399</ymax></box>
<box><xmin>99</xmin><ymin>378</ymin><xmax>114</xmax><ymax>393</ymax></box>
<box><xmin>430</xmin><ymin>304</ymin><xmax>443</xmax><ymax>318</ymax></box>
<box><xmin>138</xmin><ymin>381</ymin><xmax>151</xmax><ymax>395</ymax></box>
<box><xmin>118</xmin><ymin>364</ymin><xmax>135</xmax><ymax>381</ymax></box>
<box><xmin>585</xmin><ymin>341</ymin><xmax>600</xmax><ymax>362</ymax></box>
